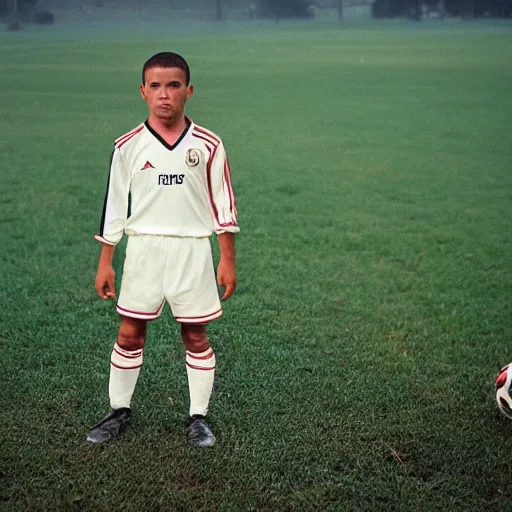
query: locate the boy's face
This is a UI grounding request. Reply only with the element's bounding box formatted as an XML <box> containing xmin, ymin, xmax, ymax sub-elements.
<box><xmin>140</xmin><ymin>66</ymin><xmax>193</xmax><ymax>123</ymax></box>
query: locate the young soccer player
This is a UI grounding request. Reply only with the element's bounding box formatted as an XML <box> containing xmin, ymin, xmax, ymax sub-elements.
<box><xmin>86</xmin><ymin>52</ymin><xmax>239</xmax><ymax>447</ymax></box>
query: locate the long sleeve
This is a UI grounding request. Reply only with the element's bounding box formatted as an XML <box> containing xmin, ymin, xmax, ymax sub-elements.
<box><xmin>94</xmin><ymin>147</ymin><xmax>131</xmax><ymax>246</ymax></box>
<box><xmin>208</xmin><ymin>142</ymin><xmax>240</xmax><ymax>235</ymax></box>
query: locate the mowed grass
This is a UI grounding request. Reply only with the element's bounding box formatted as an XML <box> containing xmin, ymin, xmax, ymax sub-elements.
<box><xmin>1</xmin><ymin>19</ymin><xmax>512</xmax><ymax>511</ymax></box>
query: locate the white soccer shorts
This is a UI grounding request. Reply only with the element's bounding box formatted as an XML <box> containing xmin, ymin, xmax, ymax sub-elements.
<box><xmin>116</xmin><ymin>235</ymin><xmax>222</xmax><ymax>324</ymax></box>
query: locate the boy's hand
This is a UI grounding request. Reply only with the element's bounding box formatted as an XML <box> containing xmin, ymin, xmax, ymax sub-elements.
<box><xmin>95</xmin><ymin>265</ymin><xmax>116</xmax><ymax>299</ymax></box>
<box><xmin>217</xmin><ymin>258</ymin><xmax>236</xmax><ymax>301</ymax></box>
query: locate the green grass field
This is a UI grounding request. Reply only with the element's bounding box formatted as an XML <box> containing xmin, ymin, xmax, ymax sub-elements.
<box><xmin>1</xmin><ymin>18</ymin><xmax>512</xmax><ymax>511</ymax></box>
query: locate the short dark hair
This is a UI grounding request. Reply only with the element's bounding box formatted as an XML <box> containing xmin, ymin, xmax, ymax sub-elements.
<box><xmin>142</xmin><ymin>52</ymin><xmax>190</xmax><ymax>85</ymax></box>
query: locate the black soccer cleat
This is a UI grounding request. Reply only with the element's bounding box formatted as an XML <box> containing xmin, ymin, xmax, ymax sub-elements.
<box><xmin>186</xmin><ymin>415</ymin><xmax>216</xmax><ymax>448</ymax></box>
<box><xmin>85</xmin><ymin>408</ymin><xmax>131</xmax><ymax>444</ymax></box>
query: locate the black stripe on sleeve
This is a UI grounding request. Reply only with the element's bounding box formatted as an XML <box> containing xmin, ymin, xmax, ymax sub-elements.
<box><xmin>98</xmin><ymin>148</ymin><xmax>115</xmax><ymax>236</ymax></box>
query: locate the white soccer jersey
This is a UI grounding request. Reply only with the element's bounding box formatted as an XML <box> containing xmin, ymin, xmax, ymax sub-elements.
<box><xmin>95</xmin><ymin>118</ymin><xmax>239</xmax><ymax>245</ymax></box>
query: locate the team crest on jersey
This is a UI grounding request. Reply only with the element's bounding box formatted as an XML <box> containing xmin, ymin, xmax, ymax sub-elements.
<box><xmin>186</xmin><ymin>149</ymin><xmax>201</xmax><ymax>168</ymax></box>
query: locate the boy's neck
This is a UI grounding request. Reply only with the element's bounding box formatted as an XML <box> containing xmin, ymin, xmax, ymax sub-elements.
<box><xmin>147</xmin><ymin>115</ymin><xmax>189</xmax><ymax>145</ymax></box>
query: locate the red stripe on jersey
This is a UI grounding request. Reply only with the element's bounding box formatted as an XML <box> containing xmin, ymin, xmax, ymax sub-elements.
<box><xmin>206</xmin><ymin>144</ymin><xmax>221</xmax><ymax>226</ymax></box>
<box><xmin>115</xmin><ymin>123</ymin><xmax>144</xmax><ymax>144</ymax></box>
<box><xmin>224</xmin><ymin>158</ymin><xmax>238</xmax><ymax>224</ymax></box>
<box><xmin>192</xmin><ymin>127</ymin><xmax>237</xmax><ymax>230</ymax></box>
<box><xmin>205</xmin><ymin>147</ymin><xmax>238</xmax><ymax>230</ymax></box>
<box><xmin>192</xmin><ymin>132</ymin><xmax>218</xmax><ymax>152</ymax></box>
<box><xmin>115</xmin><ymin>125</ymin><xmax>144</xmax><ymax>149</ymax></box>
<box><xmin>186</xmin><ymin>362</ymin><xmax>216</xmax><ymax>371</ymax></box>
<box><xmin>193</xmin><ymin>125</ymin><xmax>220</xmax><ymax>145</ymax></box>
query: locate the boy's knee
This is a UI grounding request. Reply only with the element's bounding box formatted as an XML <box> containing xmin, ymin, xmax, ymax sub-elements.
<box><xmin>117</xmin><ymin>317</ymin><xmax>147</xmax><ymax>350</ymax></box>
<box><xmin>117</xmin><ymin>331</ymin><xmax>145</xmax><ymax>351</ymax></box>
<box><xmin>181</xmin><ymin>325</ymin><xmax>209</xmax><ymax>353</ymax></box>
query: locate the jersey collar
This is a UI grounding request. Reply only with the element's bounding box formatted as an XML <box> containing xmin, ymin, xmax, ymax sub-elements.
<box><xmin>144</xmin><ymin>116</ymin><xmax>191</xmax><ymax>151</ymax></box>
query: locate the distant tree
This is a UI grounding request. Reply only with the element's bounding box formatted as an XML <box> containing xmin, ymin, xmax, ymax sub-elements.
<box><xmin>258</xmin><ymin>0</ymin><xmax>312</xmax><ymax>19</ymax></box>
<box><xmin>0</xmin><ymin>0</ymin><xmax>38</xmax><ymax>19</ymax></box>
<box><xmin>372</xmin><ymin>0</ymin><xmax>410</xmax><ymax>17</ymax></box>
<box><xmin>445</xmin><ymin>0</ymin><xmax>512</xmax><ymax>16</ymax></box>
<box><xmin>19</xmin><ymin>0</ymin><xmax>37</xmax><ymax>15</ymax></box>
<box><xmin>372</xmin><ymin>0</ymin><xmax>512</xmax><ymax>16</ymax></box>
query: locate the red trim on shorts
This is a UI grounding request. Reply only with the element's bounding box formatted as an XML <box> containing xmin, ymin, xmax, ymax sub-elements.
<box><xmin>116</xmin><ymin>299</ymin><xmax>165</xmax><ymax>320</ymax></box>
<box><xmin>176</xmin><ymin>308</ymin><xmax>222</xmax><ymax>324</ymax></box>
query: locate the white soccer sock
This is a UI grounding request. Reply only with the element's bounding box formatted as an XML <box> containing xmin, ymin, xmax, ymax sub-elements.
<box><xmin>109</xmin><ymin>343</ymin><xmax>143</xmax><ymax>410</ymax></box>
<box><xmin>186</xmin><ymin>347</ymin><xmax>216</xmax><ymax>417</ymax></box>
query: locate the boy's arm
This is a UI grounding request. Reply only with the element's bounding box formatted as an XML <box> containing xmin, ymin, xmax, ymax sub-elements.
<box><xmin>95</xmin><ymin>243</ymin><xmax>116</xmax><ymax>299</ymax></box>
<box><xmin>208</xmin><ymin>142</ymin><xmax>239</xmax><ymax>235</ymax></box>
<box><xmin>209</xmin><ymin>142</ymin><xmax>239</xmax><ymax>301</ymax></box>
<box><xmin>94</xmin><ymin>146</ymin><xmax>130</xmax><ymax>299</ymax></box>
<box><xmin>216</xmin><ymin>232</ymin><xmax>236</xmax><ymax>301</ymax></box>
<box><xmin>94</xmin><ymin>147</ymin><xmax>130</xmax><ymax>246</ymax></box>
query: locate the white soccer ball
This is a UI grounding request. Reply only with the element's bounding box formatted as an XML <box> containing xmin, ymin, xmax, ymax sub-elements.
<box><xmin>495</xmin><ymin>364</ymin><xmax>512</xmax><ymax>419</ymax></box>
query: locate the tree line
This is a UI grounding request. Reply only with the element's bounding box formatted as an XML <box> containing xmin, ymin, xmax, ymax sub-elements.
<box><xmin>2</xmin><ymin>0</ymin><xmax>511</xmax><ymax>21</ymax></box>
